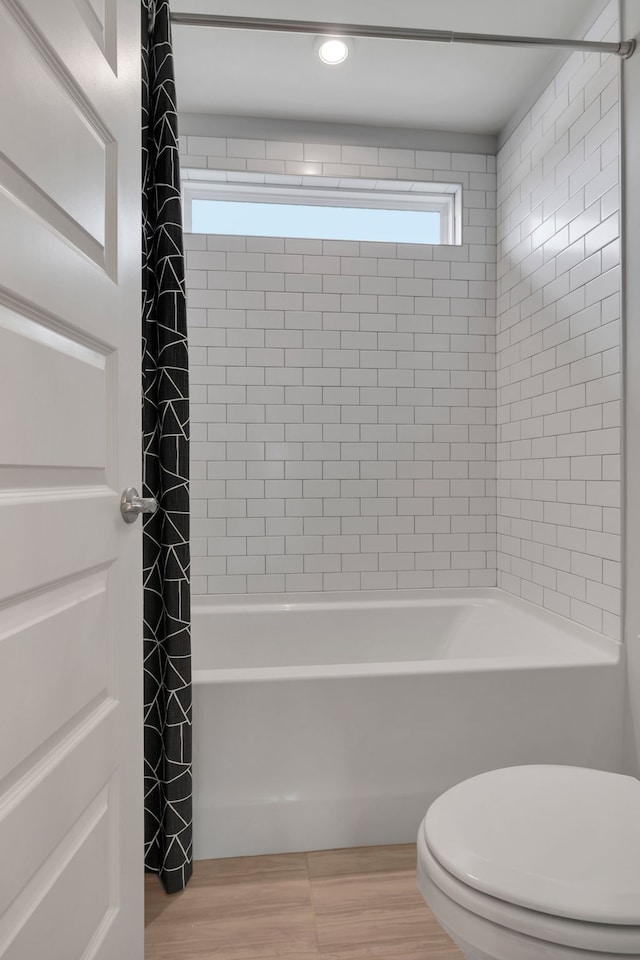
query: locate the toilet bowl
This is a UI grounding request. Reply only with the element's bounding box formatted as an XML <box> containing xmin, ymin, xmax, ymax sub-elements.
<box><xmin>416</xmin><ymin>765</ymin><xmax>640</xmax><ymax>960</ymax></box>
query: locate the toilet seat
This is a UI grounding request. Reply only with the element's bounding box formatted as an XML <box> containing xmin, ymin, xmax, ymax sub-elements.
<box><xmin>425</xmin><ymin>765</ymin><xmax>640</xmax><ymax>923</ymax></box>
<box><xmin>418</xmin><ymin>765</ymin><xmax>640</xmax><ymax>956</ymax></box>
<box><xmin>418</xmin><ymin>824</ymin><xmax>640</xmax><ymax>954</ymax></box>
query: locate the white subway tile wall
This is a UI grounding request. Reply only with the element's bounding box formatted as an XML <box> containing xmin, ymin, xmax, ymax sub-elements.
<box><xmin>181</xmin><ymin>140</ymin><xmax>497</xmax><ymax>594</ymax></box>
<box><xmin>496</xmin><ymin>2</ymin><xmax>621</xmax><ymax>638</ymax></box>
<box><xmin>181</xmin><ymin>0</ymin><xmax>621</xmax><ymax>622</ymax></box>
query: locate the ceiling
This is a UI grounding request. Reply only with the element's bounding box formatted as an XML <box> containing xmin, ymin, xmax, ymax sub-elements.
<box><xmin>171</xmin><ymin>0</ymin><xmax>613</xmax><ymax>135</ymax></box>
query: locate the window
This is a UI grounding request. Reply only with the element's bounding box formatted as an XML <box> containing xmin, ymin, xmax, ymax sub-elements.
<box><xmin>182</xmin><ymin>173</ymin><xmax>461</xmax><ymax>245</ymax></box>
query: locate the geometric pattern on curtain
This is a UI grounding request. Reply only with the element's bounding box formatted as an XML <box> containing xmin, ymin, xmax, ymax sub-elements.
<box><xmin>141</xmin><ymin>0</ymin><xmax>193</xmax><ymax>894</ymax></box>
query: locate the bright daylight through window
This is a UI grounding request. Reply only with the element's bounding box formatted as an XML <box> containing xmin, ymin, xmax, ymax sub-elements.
<box><xmin>183</xmin><ymin>176</ymin><xmax>461</xmax><ymax>245</ymax></box>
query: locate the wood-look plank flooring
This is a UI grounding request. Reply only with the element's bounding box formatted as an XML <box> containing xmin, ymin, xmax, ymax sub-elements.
<box><xmin>145</xmin><ymin>844</ymin><xmax>464</xmax><ymax>960</ymax></box>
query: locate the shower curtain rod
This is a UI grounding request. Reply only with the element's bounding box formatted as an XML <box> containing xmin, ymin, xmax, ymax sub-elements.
<box><xmin>169</xmin><ymin>13</ymin><xmax>636</xmax><ymax>59</ymax></box>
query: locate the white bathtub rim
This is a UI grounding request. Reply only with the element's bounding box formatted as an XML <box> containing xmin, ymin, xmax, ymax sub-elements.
<box><xmin>192</xmin><ymin>587</ymin><xmax>621</xmax><ymax>656</ymax></box>
<box><xmin>193</xmin><ymin>585</ymin><xmax>498</xmax><ymax>615</ymax></box>
<box><xmin>193</xmin><ymin>656</ymin><xmax>618</xmax><ymax>685</ymax></box>
<box><xmin>192</xmin><ymin>587</ymin><xmax>621</xmax><ymax>683</ymax></box>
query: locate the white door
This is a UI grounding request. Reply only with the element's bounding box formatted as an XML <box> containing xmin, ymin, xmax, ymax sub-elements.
<box><xmin>0</xmin><ymin>0</ymin><xmax>142</xmax><ymax>956</ymax></box>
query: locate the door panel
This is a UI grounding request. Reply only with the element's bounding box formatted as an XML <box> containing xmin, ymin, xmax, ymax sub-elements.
<box><xmin>71</xmin><ymin>0</ymin><xmax>118</xmax><ymax>71</ymax></box>
<box><xmin>0</xmin><ymin>3</ymin><xmax>108</xmax><ymax>244</ymax></box>
<box><xmin>0</xmin><ymin>315</ymin><xmax>108</xmax><ymax>469</ymax></box>
<box><xmin>1</xmin><ymin>787</ymin><xmax>114</xmax><ymax>959</ymax></box>
<box><xmin>0</xmin><ymin>571</ymin><xmax>111</xmax><ymax>781</ymax></box>
<box><xmin>0</xmin><ymin>716</ymin><xmax>119</xmax><ymax>924</ymax></box>
<box><xmin>0</xmin><ymin>0</ymin><xmax>142</xmax><ymax>955</ymax></box>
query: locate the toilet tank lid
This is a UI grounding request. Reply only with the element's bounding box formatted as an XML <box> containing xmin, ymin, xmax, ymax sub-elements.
<box><xmin>424</xmin><ymin>765</ymin><xmax>640</xmax><ymax>925</ymax></box>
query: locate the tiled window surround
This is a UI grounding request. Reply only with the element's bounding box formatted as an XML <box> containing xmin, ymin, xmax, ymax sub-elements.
<box><xmin>496</xmin><ymin>1</ymin><xmax>621</xmax><ymax>639</ymax></box>
<box><xmin>182</xmin><ymin>141</ymin><xmax>497</xmax><ymax>596</ymax></box>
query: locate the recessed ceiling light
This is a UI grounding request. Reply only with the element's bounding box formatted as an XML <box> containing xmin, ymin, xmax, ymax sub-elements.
<box><xmin>317</xmin><ymin>37</ymin><xmax>350</xmax><ymax>65</ymax></box>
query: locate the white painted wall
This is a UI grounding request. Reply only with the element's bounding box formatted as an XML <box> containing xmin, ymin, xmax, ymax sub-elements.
<box><xmin>496</xmin><ymin>1</ymin><xmax>622</xmax><ymax>640</ymax></box>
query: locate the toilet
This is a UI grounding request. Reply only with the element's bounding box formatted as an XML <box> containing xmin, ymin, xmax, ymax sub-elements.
<box><xmin>416</xmin><ymin>765</ymin><xmax>640</xmax><ymax>959</ymax></box>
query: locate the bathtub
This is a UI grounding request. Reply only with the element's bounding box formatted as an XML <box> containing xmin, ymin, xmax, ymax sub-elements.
<box><xmin>192</xmin><ymin>588</ymin><xmax>623</xmax><ymax>860</ymax></box>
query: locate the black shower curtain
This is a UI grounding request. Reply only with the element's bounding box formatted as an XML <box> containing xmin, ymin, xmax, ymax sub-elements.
<box><xmin>142</xmin><ymin>0</ymin><xmax>192</xmax><ymax>894</ymax></box>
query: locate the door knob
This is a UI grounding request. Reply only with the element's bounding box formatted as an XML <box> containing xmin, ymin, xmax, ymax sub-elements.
<box><xmin>120</xmin><ymin>487</ymin><xmax>158</xmax><ymax>524</ymax></box>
